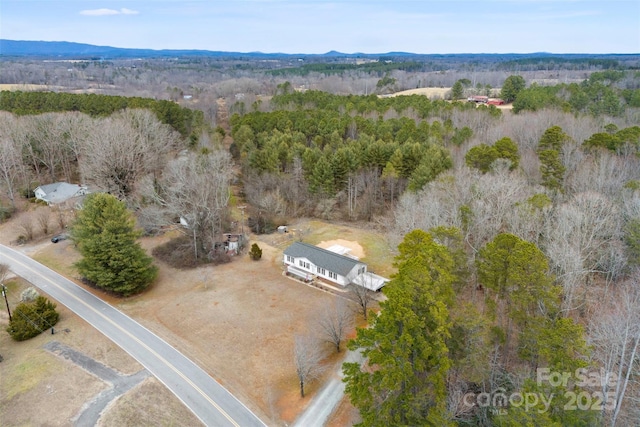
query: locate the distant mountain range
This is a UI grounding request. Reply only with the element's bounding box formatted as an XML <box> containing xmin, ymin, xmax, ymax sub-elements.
<box><xmin>0</xmin><ymin>39</ymin><xmax>635</xmax><ymax>61</ymax></box>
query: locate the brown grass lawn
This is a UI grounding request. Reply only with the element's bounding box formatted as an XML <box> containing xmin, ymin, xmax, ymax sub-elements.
<box><xmin>0</xmin><ymin>213</ymin><xmax>393</xmax><ymax>426</ymax></box>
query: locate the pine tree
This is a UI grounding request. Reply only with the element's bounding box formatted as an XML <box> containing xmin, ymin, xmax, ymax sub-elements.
<box><xmin>343</xmin><ymin>230</ymin><xmax>455</xmax><ymax>426</ymax></box>
<box><xmin>309</xmin><ymin>156</ymin><xmax>335</xmax><ymax>196</ymax></box>
<box><xmin>500</xmin><ymin>75</ymin><xmax>526</xmax><ymax>102</ymax></box>
<box><xmin>494</xmin><ymin>137</ymin><xmax>520</xmax><ymax>170</ymax></box>
<box><xmin>451</xmin><ymin>80</ymin><xmax>464</xmax><ymax>100</ymax></box>
<box><xmin>407</xmin><ymin>145</ymin><xmax>452</xmax><ymax>192</ymax></box>
<box><xmin>71</xmin><ymin>193</ymin><xmax>157</xmax><ymax>296</ymax></box>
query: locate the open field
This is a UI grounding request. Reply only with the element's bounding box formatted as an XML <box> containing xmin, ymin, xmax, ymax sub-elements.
<box><xmin>0</xmin><ymin>84</ymin><xmax>53</xmax><ymax>91</ymax></box>
<box><xmin>388</xmin><ymin>87</ymin><xmax>513</xmax><ymax>110</ymax></box>
<box><xmin>388</xmin><ymin>87</ymin><xmax>451</xmax><ymax>98</ymax></box>
<box><xmin>0</xmin><ymin>208</ymin><xmax>391</xmax><ymax>426</ymax></box>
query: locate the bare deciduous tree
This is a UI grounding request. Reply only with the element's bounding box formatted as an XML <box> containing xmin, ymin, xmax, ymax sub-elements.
<box><xmin>145</xmin><ymin>149</ymin><xmax>233</xmax><ymax>260</ymax></box>
<box><xmin>349</xmin><ymin>282</ymin><xmax>375</xmax><ymax>321</ymax></box>
<box><xmin>54</xmin><ymin>205</ymin><xmax>67</xmax><ymax>231</ymax></box>
<box><xmin>18</xmin><ymin>215</ymin><xmax>35</xmax><ymax>242</ymax></box>
<box><xmin>293</xmin><ymin>334</ymin><xmax>325</xmax><ymax>398</ymax></box>
<box><xmin>315</xmin><ymin>297</ymin><xmax>354</xmax><ymax>352</ymax></box>
<box><xmin>589</xmin><ymin>274</ymin><xmax>640</xmax><ymax>427</ymax></box>
<box><xmin>36</xmin><ymin>208</ymin><xmax>51</xmax><ymax>236</ymax></box>
<box><xmin>79</xmin><ymin>109</ymin><xmax>179</xmax><ymax>199</ymax></box>
<box><xmin>0</xmin><ymin>115</ymin><xmax>25</xmax><ymax>208</ymax></box>
<box><xmin>546</xmin><ymin>191</ymin><xmax>622</xmax><ymax>311</ymax></box>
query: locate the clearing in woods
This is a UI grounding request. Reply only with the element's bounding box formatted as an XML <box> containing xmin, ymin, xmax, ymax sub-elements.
<box><xmin>0</xmin><ymin>210</ymin><xmax>391</xmax><ymax>426</ymax></box>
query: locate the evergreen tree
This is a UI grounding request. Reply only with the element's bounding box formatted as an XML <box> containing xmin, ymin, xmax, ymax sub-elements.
<box><xmin>500</xmin><ymin>75</ymin><xmax>526</xmax><ymax>102</ymax></box>
<box><xmin>451</xmin><ymin>80</ymin><xmax>465</xmax><ymax>100</ymax></box>
<box><xmin>6</xmin><ymin>296</ymin><xmax>59</xmax><ymax>341</ymax></box>
<box><xmin>71</xmin><ymin>193</ymin><xmax>157</xmax><ymax>296</ymax></box>
<box><xmin>465</xmin><ymin>144</ymin><xmax>499</xmax><ymax>173</ymax></box>
<box><xmin>407</xmin><ymin>146</ymin><xmax>452</xmax><ymax>192</ymax></box>
<box><xmin>249</xmin><ymin>243</ymin><xmax>262</xmax><ymax>260</ymax></box>
<box><xmin>343</xmin><ymin>230</ymin><xmax>455</xmax><ymax>426</ymax></box>
<box><xmin>309</xmin><ymin>156</ymin><xmax>335</xmax><ymax>196</ymax></box>
<box><xmin>494</xmin><ymin>137</ymin><xmax>520</xmax><ymax>170</ymax></box>
<box><xmin>537</xmin><ymin>126</ymin><xmax>569</xmax><ymax>191</ymax></box>
<box><xmin>538</xmin><ymin>149</ymin><xmax>566</xmax><ymax>191</ymax></box>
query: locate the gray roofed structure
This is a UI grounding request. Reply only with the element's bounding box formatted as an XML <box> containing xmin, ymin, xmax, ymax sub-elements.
<box><xmin>283</xmin><ymin>242</ymin><xmax>363</xmax><ymax>276</ymax></box>
<box><xmin>34</xmin><ymin>182</ymin><xmax>89</xmax><ymax>205</ymax></box>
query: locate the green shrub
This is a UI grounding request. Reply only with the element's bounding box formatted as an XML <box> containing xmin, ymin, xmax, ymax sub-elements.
<box><xmin>6</xmin><ymin>296</ymin><xmax>59</xmax><ymax>341</ymax></box>
<box><xmin>249</xmin><ymin>243</ymin><xmax>263</xmax><ymax>261</ymax></box>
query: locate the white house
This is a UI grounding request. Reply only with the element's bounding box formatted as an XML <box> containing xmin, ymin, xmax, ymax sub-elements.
<box><xmin>283</xmin><ymin>242</ymin><xmax>366</xmax><ymax>286</ymax></box>
<box><xmin>34</xmin><ymin>182</ymin><xmax>90</xmax><ymax>206</ymax></box>
<box><xmin>282</xmin><ymin>241</ymin><xmax>391</xmax><ymax>292</ymax></box>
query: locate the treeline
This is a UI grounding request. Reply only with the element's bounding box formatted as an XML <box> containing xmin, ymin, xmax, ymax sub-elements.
<box><xmin>267</xmin><ymin>60</ymin><xmax>424</xmax><ymax>76</ymax></box>
<box><xmin>496</xmin><ymin>57</ymin><xmax>622</xmax><ymax>71</ymax></box>
<box><xmin>345</xmin><ymin>229</ymin><xmax>603</xmax><ymax>426</ymax></box>
<box><xmin>0</xmin><ymin>91</ymin><xmax>204</xmax><ymax>139</ymax></box>
<box><xmin>385</xmin><ymin>110</ymin><xmax>640</xmax><ymax>424</ymax></box>
<box><xmin>512</xmin><ymin>70</ymin><xmax>640</xmax><ymax>116</ymax></box>
<box><xmin>231</xmin><ymin>90</ymin><xmax>485</xmax><ymax>220</ymax></box>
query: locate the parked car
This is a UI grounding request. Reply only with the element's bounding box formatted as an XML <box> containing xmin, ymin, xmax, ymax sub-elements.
<box><xmin>51</xmin><ymin>234</ymin><xmax>68</xmax><ymax>243</ymax></box>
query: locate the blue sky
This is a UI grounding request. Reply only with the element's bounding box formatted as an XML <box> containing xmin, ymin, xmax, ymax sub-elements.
<box><xmin>1</xmin><ymin>1</ymin><xmax>639</xmax><ymax>54</ymax></box>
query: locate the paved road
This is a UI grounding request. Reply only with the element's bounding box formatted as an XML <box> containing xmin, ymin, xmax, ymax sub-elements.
<box><xmin>0</xmin><ymin>244</ymin><xmax>266</xmax><ymax>427</ymax></box>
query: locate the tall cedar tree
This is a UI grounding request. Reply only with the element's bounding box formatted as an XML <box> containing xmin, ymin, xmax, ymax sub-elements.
<box><xmin>343</xmin><ymin>230</ymin><xmax>455</xmax><ymax>426</ymax></box>
<box><xmin>71</xmin><ymin>193</ymin><xmax>157</xmax><ymax>296</ymax></box>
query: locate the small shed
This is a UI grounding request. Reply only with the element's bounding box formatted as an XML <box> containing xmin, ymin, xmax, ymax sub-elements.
<box><xmin>222</xmin><ymin>233</ymin><xmax>244</xmax><ymax>255</ymax></box>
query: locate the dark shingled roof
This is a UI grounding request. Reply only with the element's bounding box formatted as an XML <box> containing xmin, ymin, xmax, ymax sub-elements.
<box><xmin>283</xmin><ymin>242</ymin><xmax>363</xmax><ymax>276</ymax></box>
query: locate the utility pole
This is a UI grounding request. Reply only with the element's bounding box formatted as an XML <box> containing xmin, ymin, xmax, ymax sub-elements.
<box><xmin>1</xmin><ymin>285</ymin><xmax>11</xmax><ymax>322</ymax></box>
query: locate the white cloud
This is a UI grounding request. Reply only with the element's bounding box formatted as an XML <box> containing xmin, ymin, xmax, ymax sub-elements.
<box><xmin>80</xmin><ymin>8</ymin><xmax>139</xmax><ymax>16</ymax></box>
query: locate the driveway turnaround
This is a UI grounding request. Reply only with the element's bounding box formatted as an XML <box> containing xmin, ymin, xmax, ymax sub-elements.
<box><xmin>0</xmin><ymin>244</ymin><xmax>266</xmax><ymax>427</ymax></box>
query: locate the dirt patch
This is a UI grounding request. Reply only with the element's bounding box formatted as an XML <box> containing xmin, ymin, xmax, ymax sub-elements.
<box><xmin>316</xmin><ymin>239</ymin><xmax>365</xmax><ymax>259</ymax></box>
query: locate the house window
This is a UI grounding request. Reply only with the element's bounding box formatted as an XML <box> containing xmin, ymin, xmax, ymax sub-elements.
<box><xmin>328</xmin><ymin>271</ymin><xmax>337</xmax><ymax>280</ymax></box>
<box><xmin>305</xmin><ymin>262</ymin><xmax>310</xmax><ymax>269</ymax></box>
<box><xmin>286</xmin><ymin>255</ymin><xmax>293</xmax><ymax>263</ymax></box>
<box><xmin>317</xmin><ymin>267</ymin><xmax>326</xmax><ymax>275</ymax></box>
<box><xmin>299</xmin><ymin>260</ymin><xmax>303</xmax><ymax>267</ymax></box>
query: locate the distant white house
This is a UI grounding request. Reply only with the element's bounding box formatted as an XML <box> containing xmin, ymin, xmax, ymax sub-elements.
<box><xmin>283</xmin><ymin>242</ymin><xmax>388</xmax><ymax>291</ymax></box>
<box><xmin>34</xmin><ymin>182</ymin><xmax>90</xmax><ymax>206</ymax></box>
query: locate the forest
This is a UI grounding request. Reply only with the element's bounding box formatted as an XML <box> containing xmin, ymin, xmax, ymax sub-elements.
<box><xmin>0</xmin><ymin>53</ymin><xmax>639</xmax><ymax>426</ymax></box>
